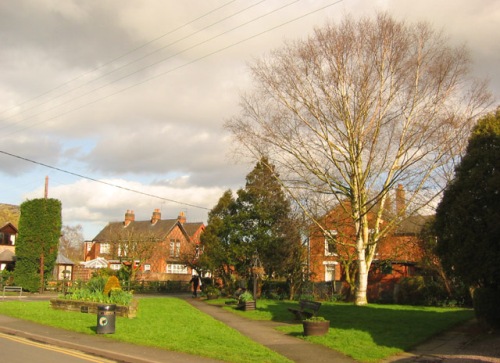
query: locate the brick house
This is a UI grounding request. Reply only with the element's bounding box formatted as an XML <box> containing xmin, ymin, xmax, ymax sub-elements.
<box><xmin>308</xmin><ymin>186</ymin><xmax>430</xmax><ymax>301</ymax></box>
<box><xmin>85</xmin><ymin>209</ymin><xmax>204</xmax><ymax>282</ymax></box>
<box><xmin>0</xmin><ymin>222</ymin><xmax>18</xmax><ymax>272</ymax></box>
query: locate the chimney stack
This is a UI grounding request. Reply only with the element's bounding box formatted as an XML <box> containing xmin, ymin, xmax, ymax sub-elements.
<box><xmin>124</xmin><ymin>210</ymin><xmax>135</xmax><ymax>226</ymax></box>
<box><xmin>151</xmin><ymin>208</ymin><xmax>161</xmax><ymax>224</ymax></box>
<box><xmin>396</xmin><ymin>184</ymin><xmax>406</xmax><ymax>216</ymax></box>
<box><xmin>178</xmin><ymin>211</ymin><xmax>186</xmax><ymax>224</ymax></box>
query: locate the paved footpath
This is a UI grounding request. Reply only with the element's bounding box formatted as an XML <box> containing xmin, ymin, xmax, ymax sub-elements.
<box><xmin>185</xmin><ymin>297</ymin><xmax>356</xmax><ymax>363</ymax></box>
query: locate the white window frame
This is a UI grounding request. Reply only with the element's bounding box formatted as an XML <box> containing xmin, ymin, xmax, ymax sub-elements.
<box><xmin>323</xmin><ymin>261</ymin><xmax>338</xmax><ymax>282</ymax></box>
<box><xmin>166</xmin><ymin>264</ymin><xmax>188</xmax><ymax>274</ymax></box>
<box><xmin>169</xmin><ymin>239</ymin><xmax>181</xmax><ymax>258</ymax></box>
<box><xmin>324</xmin><ymin>230</ymin><xmax>338</xmax><ymax>256</ymax></box>
<box><xmin>100</xmin><ymin>243</ymin><xmax>110</xmax><ymax>254</ymax></box>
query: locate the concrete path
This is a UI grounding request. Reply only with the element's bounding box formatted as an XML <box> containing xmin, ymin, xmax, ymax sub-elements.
<box><xmin>185</xmin><ymin>297</ymin><xmax>356</xmax><ymax>363</ymax></box>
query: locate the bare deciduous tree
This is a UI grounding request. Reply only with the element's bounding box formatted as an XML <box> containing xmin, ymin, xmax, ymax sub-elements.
<box><xmin>225</xmin><ymin>13</ymin><xmax>491</xmax><ymax>305</ymax></box>
<box><xmin>60</xmin><ymin>225</ymin><xmax>85</xmax><ymax>262</ymax></box>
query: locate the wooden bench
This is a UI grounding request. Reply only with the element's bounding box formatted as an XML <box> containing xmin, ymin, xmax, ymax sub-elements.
<box><xmin>2</xmin><ymin>286</ymin><xmax>23</xmax><ymax>298</ymax></box>
<box><xmin>288</xmin><ymin>300</ymin><xmax>321</xmax><ymax>320</ymax></box>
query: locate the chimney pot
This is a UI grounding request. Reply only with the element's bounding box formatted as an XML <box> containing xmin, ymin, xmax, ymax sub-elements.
<box><xmin>125</xmin><ymin>209</ymin><xmax>135</xmax><ymax>226</ymax></box>
<box><xmin>151</xmin><ymin>209</ymin><xmax>161</xmax><ymax>224</ymax></box>
<box><xmin>178</xmin><ymin>211</ymin><xmax>186</xmax><ymax>224</ymax></box>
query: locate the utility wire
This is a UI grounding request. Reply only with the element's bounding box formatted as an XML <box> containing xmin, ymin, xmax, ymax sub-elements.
<box><xmin>0</xmin><ymin>0</ymin><xmax>237</xmax><ymax>119</ymax></box>
<box><xmin>1</xmin><ymin>0</ymin><xmax>341</xmax><ymax>138</ymax></box>
<box><xmin>0</xmin><ymin>149</ymin><xmax>211</xmax><ymax>210</ymax></box>
<box><xmin>0</xmin><ymin>0</ymin><xmax>265</xmax><ymax>131</ymax></box>
<box><xmin>0</xmin><ymin>0</ymin><xmax>293</xmax><ymax>137</ymax></box>
<box><xmin>0</xmin><ymin>1</ymin><xmax>343</xmax><ymax>209</ymax></box>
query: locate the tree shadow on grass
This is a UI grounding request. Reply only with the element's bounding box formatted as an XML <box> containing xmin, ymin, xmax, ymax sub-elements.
<box><xmin>263</xmin><ymin>300</ymin><xmax>475</xmax><ymax>353</ymax></box>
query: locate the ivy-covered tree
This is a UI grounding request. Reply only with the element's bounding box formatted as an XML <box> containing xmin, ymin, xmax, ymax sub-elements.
<box><xmin>14</xmin><ymin>198</ymin><xmax>62</xmax><ymax>292</ymax></box>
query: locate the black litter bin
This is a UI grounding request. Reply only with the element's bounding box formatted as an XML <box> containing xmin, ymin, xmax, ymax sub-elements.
<box><xmin>96</xmin><ymin>304</ymin><xmax>116</xmax><ymax>334</ymax></box>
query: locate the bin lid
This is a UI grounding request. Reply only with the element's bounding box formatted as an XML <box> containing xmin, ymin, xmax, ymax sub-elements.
<box><xmin>98</xmin><ymin>304</ymin><xmax>116</xmax><ymax>311</ymax></box>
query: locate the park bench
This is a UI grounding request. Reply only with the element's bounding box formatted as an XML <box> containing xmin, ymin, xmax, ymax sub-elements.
<box><xmin>2</xmin><ymin>286</ymin><xmax>23</xmax><ymax>298</ymax></box>
<box><xmin>288</xmin><ymin>300</ymin><xmax>321</xmax><ymax>320</ymax></box>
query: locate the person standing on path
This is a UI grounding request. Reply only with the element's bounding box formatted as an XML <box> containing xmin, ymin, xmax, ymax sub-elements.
<box><xmin>189</xmin><ymin>275</ymin><xmax>201</xmax><ymax>297</ymax></box>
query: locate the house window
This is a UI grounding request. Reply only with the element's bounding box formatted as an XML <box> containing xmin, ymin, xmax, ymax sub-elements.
<box><xmin>167</xmin><ymin>264</ymin><xmax>188</xmax><ymax>274</ymax></box>
<box><xmin>169</xmin><ymin>239</ymin><xmax>181</xmax><ymax>257</ymax></box>
<box><xmin>325</xmin><ymin>265</ymin><xmax>335</xmax><ymax>282</ymax></box>
<box><xmin>144</xmin><ymin>264</ymin><xmax>151</xmax><ymax>272</ymax></box>
<box><xmin>324</xmin><ymin>230</ymin><xmax>338</xmax><ymax>256</ymax></box>
<box><xmin>380</xmin><ymin>261</ymin><xmax>392</xmax><ymax>274</ymax></box>
<box><xmin>118</xmin><ymin>245</ymin><xmax>128</xmax><ymax>257</ymax></box>
<box><xmin>110</xmin><ymin>263</ymin><xmax>121</xmax><ymax>270</ymax></box>
<box><xmin>100</xmin><ymin>243</ymin><xmax>110</xmax><ymax>254</ymax></box>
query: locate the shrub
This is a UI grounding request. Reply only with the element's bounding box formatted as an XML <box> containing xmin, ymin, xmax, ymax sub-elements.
<box><xmin>473</xmin><ymin>287</ymin><xmax>500</xmax><ymax>329</ymax></box>
<box><xmin>203</xmin><ymin>285</ymin><xmax>221</xmax><ymax>297</ymax></box>
<box><xmin>104</xmin><ymin>275</ymin><xmax>122</xmax><ymax>296</ymax></box>
<box><xmin>303</xmin><ymin>316</ymin><xmax>328</xmax><ymax>322</ymax></box>
<box><xmin>238</xmin><ymin>291</ymin><xmax>254</xmax><ymax>302</ymax></box>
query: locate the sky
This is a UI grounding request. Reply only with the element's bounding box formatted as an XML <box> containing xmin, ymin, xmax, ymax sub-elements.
<box><xmin>1</xmin><ymin>0</ymin><xmax>499</xmax><ymax>240</ymax></box>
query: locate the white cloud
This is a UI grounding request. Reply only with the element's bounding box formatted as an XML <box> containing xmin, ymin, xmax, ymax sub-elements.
<box><xmin>1</xmin><ymin>0</ymin><xmax>498</xmax><ymax>239</ymax></box>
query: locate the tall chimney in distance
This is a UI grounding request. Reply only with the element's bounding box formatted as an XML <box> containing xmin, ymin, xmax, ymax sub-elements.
<box><xmin>396</xmin><ymin>184</ymin><xmax>406</xmax><ymax>217</ymax></box>
<box><xmin>44</xmin><ymin>176</ymin><xmax>49</xmax><ymax>199</ymax></box>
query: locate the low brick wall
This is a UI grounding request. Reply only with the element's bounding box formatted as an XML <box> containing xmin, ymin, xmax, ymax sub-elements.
<box><xmin>50</xmin><ymin>298</ymin><xmax>138</xmax><ymax>318</ymax></box>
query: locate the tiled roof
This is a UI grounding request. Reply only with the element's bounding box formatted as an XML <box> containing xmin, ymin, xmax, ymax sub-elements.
<box><xmin>183</xmin><ymin>222</ymin><xmax>204</xmax><ymax>237</ymax></box>
<box><xmin>395</xmin><ymin>214</ymin><xmax>432</xmax><ymax>235</ymax></box>
<box><xmin>93</xmin><ymin>219</ymin><xmax>180</xmax><ymax>242</ymax></box>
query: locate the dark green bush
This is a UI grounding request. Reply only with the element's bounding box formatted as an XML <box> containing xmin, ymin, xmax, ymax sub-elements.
<box><xmin>473</xmin><ymin>287</ymin><xmax>500</xmax><ymax>329</ymax></box>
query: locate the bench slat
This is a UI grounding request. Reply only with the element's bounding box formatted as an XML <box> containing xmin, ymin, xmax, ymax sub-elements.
<box><xmin>288</xmin><ymin>299</ymin><xmax>321</xmax><ymax>320</ymax></box>
<box><xmin>2</xmin><ymin>286</ymin><xmax>23</xmax><ymax>298</ymax></box>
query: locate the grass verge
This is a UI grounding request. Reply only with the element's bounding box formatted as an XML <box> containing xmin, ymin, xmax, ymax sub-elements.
<box><xmin>210</xmin><ymin>298</ymin><xmax>474</xmax><ymax>362</ymax></box>
<box><xmin>0</xmin><ymin>297</ymin><xmax>291</xmax><ymax>363</ymax></box>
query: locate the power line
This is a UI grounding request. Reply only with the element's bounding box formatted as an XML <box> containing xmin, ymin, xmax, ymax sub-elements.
<box><xmin>0</xmin><ymin>1</ymin><xmax>344</xmax><ymax>210</ymax></box>
<box><xmin>0</xmin><ymin>0</ymin><xmax>267</xmax><ymax>133</ymax></box>
<box><xmin>0</xmin><ymin>0</ymin><xmax>237</xmax><ymax>119</ymax></box>
<box><xmin>1</xmin><ymin>0</ymin><xmax>341</xmax><ymax>138</ymax></box>
<box><xmin>0</xmin><ymin>149</ymin><xmax>211</xmax><ymax>211</ymax></box>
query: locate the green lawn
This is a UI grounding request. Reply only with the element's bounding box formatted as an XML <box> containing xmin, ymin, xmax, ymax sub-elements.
<box><xmin>0</xmin><ymin>298</ymin><xmax>291</xmax><ymax>363</ymax></box>
<box><xmin>211</xmin><ymin>298</ymin><xmax>474</xmax><ymax>362</ymax></box>
<box><xmin>0</xmin><ymin>297</ymin><xmax>474</xmax><ymax>363</ymax></box>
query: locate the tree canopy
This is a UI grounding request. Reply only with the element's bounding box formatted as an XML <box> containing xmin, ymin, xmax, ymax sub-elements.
<box><xmin>225</xmin><ymin>13</ymin><xmax>491</xmax><ymax>305</ymax></box>
<box><xmin>200</xmin><ymin>158</ymin><xmax>304</xmax><ymax>294</ymax></box>
<box><xmin>435</xmin><ymin>108</ymin><xmax>500</xmax><ymax>289</ymax></box>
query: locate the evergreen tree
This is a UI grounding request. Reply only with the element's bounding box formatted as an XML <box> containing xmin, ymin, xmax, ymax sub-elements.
<box><xmin>14</xmin><ymin>198</ymin><xmax>62</xmax><ymax>292</ymax></box>
<box><xmin>201</xmin><ymin>158</ymin><xmax>305</xmax><ymax>294</ymax></box>
<box><xmin>199</xmin><ymin>190</ymin><xmax>238</xmax><ymax>289</ymax></box>
<box><xmin>235</xmin><ymin>158</ymin><xmax>302</xmax><ymax>279</ymax></box>
<box><xmin>435</xmin><ymin>108</ymin><xmax>500</xmax><ymax>289</ymax></box>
